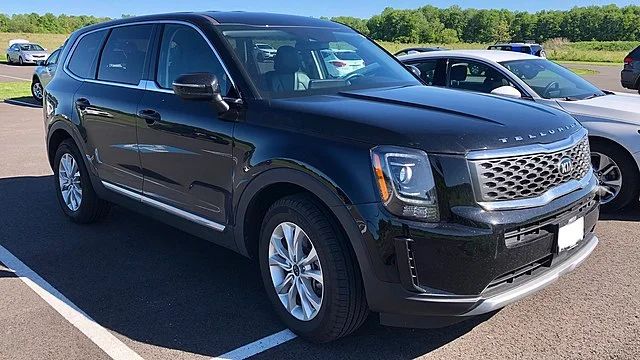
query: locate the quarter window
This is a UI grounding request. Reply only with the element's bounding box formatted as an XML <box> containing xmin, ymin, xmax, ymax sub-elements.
<box><xmin>47</xmin><ymin>49</ymin><xmax>60</xmax><ymax>65</ymax></box>
<box><xmin>97</xmin><ymin>25</ymin><xmax>153</xmax><ymax>85</ymax></box>
<box><xmin>67</xmin><ymin>30</ymin><xmax>108</xmax><ymax>79</ymax></box>
<box><xmin>156</xmin><ymin>24</ymin><xmax>229</xmax><ymax>95</ymax></box>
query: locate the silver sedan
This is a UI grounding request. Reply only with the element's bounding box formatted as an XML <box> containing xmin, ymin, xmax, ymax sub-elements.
<box><xmin>6</xmin><ymin>42</ymin><xmax>50</xmax><ymax>65</ymax></box>
<box><xmin>401</xmin><ymin>50</ymin><xmax>640</xmax><ymax>211</ymax></box>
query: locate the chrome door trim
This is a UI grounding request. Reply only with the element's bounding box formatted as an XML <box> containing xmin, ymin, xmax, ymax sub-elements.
<box><xmin>102</xmin><ymin>181</ymin><xmax>226</xmax><ymax>232</ymax></box>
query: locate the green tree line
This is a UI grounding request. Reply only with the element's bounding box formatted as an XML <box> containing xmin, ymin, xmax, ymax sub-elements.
<box><xmin>1</xmin><ymin>5</ymin><xmax>639</xmax><ymax>44</ymax></box>
<box><xmin>0</xmin><ymin>13</ymin><xmax>111</xmax><ymax>34</ymax></box>
<box><xmin>327</xmin><ymin>4</ymin><xmax>640</xmax><ymax>43</ymax></box>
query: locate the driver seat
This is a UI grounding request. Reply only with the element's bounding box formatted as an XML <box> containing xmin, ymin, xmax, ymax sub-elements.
<box><xmin>265</xmin><ymin>46</ymin><xmax>310</xmax><ymax>92</ymax></box>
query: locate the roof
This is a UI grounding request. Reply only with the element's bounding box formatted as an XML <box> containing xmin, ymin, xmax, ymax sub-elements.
<box><xmin>398</xmin><ymin>50</ymin><xmax>540</xmax><ymax>63</ymax></box>
<box><xmin>491</xmin><ymin>43</ymin><xmax>540</xmax><ymax>46</ymax></box>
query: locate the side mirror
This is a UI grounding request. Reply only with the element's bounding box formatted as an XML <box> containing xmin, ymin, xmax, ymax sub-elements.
<box><xmin>407</xmin><ymin>65</ymin><xmax>421</xmax><ymax>78</ymax></box>
<box><xmin>172</xmin><ymin>73</ymin><xmax>229</xmax><ymax>113</ymax></box>
<box><xmin>491</xmin><ymin>85</ymin><xmax>522</xmax><ymax>99</ymax></box>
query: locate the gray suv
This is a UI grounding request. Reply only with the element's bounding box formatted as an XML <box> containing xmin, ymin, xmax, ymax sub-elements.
<box><xmin>621</xmin><ymin>46</ymin><xmax>640</xmax><ymax>94</ymax></box>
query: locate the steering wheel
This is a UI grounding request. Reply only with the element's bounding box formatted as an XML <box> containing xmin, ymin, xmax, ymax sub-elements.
<box><xmin>542</xmin><ymin>81</ymin><xmax>560</xmax><ymax>98</ymax></box>
<box><xmin>344</xmin><ymin>72</ymin><xmax>365</xmax><ymax>82</ymax></box>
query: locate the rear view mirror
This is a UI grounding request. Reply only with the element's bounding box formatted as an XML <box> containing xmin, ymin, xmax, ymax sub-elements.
<box><xmin>172</xmin><ymin>73</ymin><xmax>229</xmax><ymax>113</ymax></box>
<box><xmin>491</xmin><ymin>86</ymin><xmax>522</xmax><ymax>99</ymax></box>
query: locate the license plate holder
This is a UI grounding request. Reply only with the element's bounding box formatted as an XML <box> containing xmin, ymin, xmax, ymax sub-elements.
<box><xmin>557</xmin><ymin>216</ymin><xmax>584</xmax><ymax>252</ymax></box>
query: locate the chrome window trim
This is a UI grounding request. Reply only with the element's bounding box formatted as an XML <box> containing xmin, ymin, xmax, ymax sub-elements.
<box><xmin>476</xmin><ymin>169</ymin><xmax>597</xmax><ymax>211</ymax></box>
<box><xmin>62</xmin><ymin>20</ymin><xmax>239</xmax><ymax>97</ymax></box>
<box><xmin>466</xmin><ymin>127</ymin><xmax>588</xmax><ymax>160</ymax></box>
<box><xmin>102</xmin><ymin>181</ymin><xmax>226</xmax><ymax>232</ymax></box>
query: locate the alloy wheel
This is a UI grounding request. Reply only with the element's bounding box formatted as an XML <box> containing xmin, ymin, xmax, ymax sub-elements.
<box><xmin>58</xmin><ymin>153</ymin><xmax>82</xmax><ymax>211</ymax></box>
<box><xmin>32</xmin><ymin>82</ymin><xmax>43</xmax><ymax>100</ymax></box>
<box><xmin>591</xmin><ymin>152</ymin><xmax>622</xmax><ymax>204</ymax></box>
<box><xmin>268</xmin><ymin>222</ymin><xmax>324</xmax><ymax>321</ymax></box>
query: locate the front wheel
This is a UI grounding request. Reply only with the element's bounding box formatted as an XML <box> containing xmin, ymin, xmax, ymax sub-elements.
<box><xmin>18</xmin><ymin>56</ymin><xmax>23</xmax><ymax>65</ymax></box>
<box><xmin>31</xmin><ymin>80</ymin><xmax>43</xmax><ymax>102</ymax></box>
<box><xmin>54</xmin><ymin>139</ymin><xmax>110</xmax><ymax>223</ymax></box>
<box><xmin>5</xmin><ymin>54</ymin><xmax>11</xmax><ymax>64</ymax></box>
<box><xmin>259</xmin><ymin>194</ymin><xmax>368</xmax><ymax>343</ymax></box>
<box><xmin>590</xmin><ymin>140</ymin><xmax>639</xmax><ymax>212</ymax></box>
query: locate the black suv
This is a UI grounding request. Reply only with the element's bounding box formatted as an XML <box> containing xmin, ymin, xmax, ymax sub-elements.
<box><xmin>44</xmin><ymin>12</ymin><xmax>599</xmax><ymax>343</ymax></box>
<box><xmin>621</xmin><ymin>46</ymin><xmax>640</xmax><ymax>93</ymax></box>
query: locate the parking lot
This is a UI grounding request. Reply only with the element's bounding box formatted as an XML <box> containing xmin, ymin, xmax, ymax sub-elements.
<box><xmin>0</xmin><ymin>63</ymin><xmax>639</xmax><ymax>360</ymax></box>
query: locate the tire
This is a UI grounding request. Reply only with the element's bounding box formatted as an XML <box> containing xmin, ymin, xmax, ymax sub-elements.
<box><xmin>53</xmin><ymin>139</ymin><xmax>110</xmax><ymax>223</ymax></box>
<box><xmin>18</xmin><ymin>56</ymin><xmax>23</xmax><ymax>65</ymax></box>
<box><xmin>258</xmin><ymin>194</ymin><xmax>368</xmax><ymax>343</ymax></box>
<box><xmin>31</xmin><ymin>79</ymin><xmax>43</xmax><ymax>103</ymax></box>
<box><xmin>590</xmin><ymin>139</ymin><xmax>640</xmax><ymax>212</ymax></box>
<box><xmin>5</xmin><ymin>54</ymin><xmax>11</xmax><ymax>64</ymax></box>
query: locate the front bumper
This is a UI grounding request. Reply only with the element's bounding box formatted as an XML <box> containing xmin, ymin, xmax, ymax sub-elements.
<box><xmin>351</xmin><ymin>174</ymin><xmax>599</xmax><ymax>328</ymax></box>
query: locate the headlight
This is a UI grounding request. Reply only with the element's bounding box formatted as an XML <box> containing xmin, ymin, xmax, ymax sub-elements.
<box><xmin>371</xmin><ymin>146</ymin><xmax>439</xmax><ymax>222</ymax></box>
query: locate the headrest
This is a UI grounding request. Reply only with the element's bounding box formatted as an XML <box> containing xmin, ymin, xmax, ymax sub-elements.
<box><xmin>274</xmin><ymin>46</ymin><xmax>301</xmax><ymax>74</ymax></box>
<box><xmin>450</xmin><ymin>64</ymin><xmax>468</xmax><ymax>81</ymax></box>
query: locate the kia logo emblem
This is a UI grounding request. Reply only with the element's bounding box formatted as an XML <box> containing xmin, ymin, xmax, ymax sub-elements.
<box><xmin>559</xmin><ymin>158</ymin><xmax>573</xmax><ymax>175</ymax></box>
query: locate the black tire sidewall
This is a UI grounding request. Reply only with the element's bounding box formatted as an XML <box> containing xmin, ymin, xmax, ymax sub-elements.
<box><xmin>258</xmin><ymin>199</ymin><xmax>342</xmax><ymax>337</ymax></box>
<box><xmin>19</xmin><ymin>56</ymin><xmax>23</xmax><ymax>65</ymax></box>
<box><xmin>53</xmin><ymin>140</ymin><xmax>94</xmax><ymax>221</ymax></box>
<box><xmin>591</xmin><ymin>141</ymin><xmax>640</xmax><ymax>211</ymax></box>
<box><xmin>31</xmin><ymin>80</ymin><xmax>43</xmax><ymax>101</ymax></box>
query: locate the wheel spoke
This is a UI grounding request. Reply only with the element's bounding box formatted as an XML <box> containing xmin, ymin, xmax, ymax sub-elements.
<box><xmin>282</xmin><ymin>223</ymin><xmax>297</xmax><ymax>262</ymax></box>
<box><xmin>600</xmin><ymin>186</ymin><xmax>615</xmax><ymax>196</ymax></box>
<box><xmin>603</xmin><ymin>178</ymin><xmax>622</xmax><ymax>188</ymax></box>
<box><xmin>286</xmin><ymin>278</ymin><xmax>298</xmax><ymax>312</ymax></box>
<box><xmin>300</xmin><ymin>269</ymin><xmax>322</xmax><ymax>283</ymax></box>
<box><xmin>298</xmin><ymin>278</ymin><xmax>321</xmax><ymax>312</ymax></box>
<box><xmin>298</xmin><ymin>247</ymin><xmax>318</xmax><ymax>268</ymax></box>
<box><xmin>61</xmin><ymin>189</ymin><xmax>71</xmax><ymax>205</ymax></box>
<box><xmin>595</xmin><ymin>154</ymin><xmax>611</xmax><ymax>172</ymax></box>
<box><xmin>269</xmin><ymin>253</ymin><xmax>291</xmax><ymax>271</ymax></box>
<box><xmin>292</xmin><ymin>226</ymin><xmax>305</xmax><ymax>264</ymax></box>
<box><xmin>275</xmin><ymin>273</ymin><xmax>294</xmax><ymax>294</ymax></box>
<box><xmin>601</xmin><ymin>164</ymin><xmax>616</xmax><ymax>177</ymax></box>
<box><xmin>271</xmin><ymin>235</ymin><xmax>291</xmax><ymax>263</ymax></box>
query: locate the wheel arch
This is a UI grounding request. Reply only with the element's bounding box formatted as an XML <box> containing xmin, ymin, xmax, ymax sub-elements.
<box><xmin>233</xmin><ymin>167</ymin><xmax>374</xmax><ymax>282</ymax></box>
<box><xmin>589</xmin><ymin>135</ymin><xmax>639</xmax><ymax>171</ymax></box>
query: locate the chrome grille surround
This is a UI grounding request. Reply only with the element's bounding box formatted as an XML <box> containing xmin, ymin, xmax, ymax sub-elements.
<box><xmin>467</xmin><ymin>128</ymin><xmax>594</xmax><ymax>210</ymax></box>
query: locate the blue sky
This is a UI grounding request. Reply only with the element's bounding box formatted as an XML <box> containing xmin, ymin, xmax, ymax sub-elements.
<box><xmin>3</xmin><ymin>0</ymin><xmax>638</xmax><ymax>19</ymax></box>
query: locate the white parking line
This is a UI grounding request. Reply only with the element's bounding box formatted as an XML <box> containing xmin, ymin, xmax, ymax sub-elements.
<box><xmin>0</xmin><ymin>73</ymin><xmax>30</xmax><ymax>81</ymax></box>
<box><xmin>0</xmin><ymin>244</ymin><xmax>145</xmax><ymax>360</ymax></box>
<box><xmin>211</xmin><ymin>329</ymin><xmax>298</xmax><ymax>360</ymax></box>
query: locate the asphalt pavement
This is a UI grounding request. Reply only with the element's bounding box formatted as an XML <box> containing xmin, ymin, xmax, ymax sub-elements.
<box><xmin>0</xmin><ymin>64</ymin><xmax>639</xmax><ymax>360</ymax></box>
<box><xmin>0</xmin><ymin>62</ymin><xmax>34</xmax><ymax>82</ymax></box>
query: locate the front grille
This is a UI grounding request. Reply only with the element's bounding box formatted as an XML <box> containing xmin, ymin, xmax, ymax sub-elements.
<box><xmin>469</xmin><ymin>136</ymin><xmax>591</xmax><ymax>202</ymax></box>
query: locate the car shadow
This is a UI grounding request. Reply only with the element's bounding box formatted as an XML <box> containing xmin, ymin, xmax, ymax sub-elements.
<box><xmin>599</xmin><ymin>202</ymin><xmax>640</xmax><ymax>221</ymax></box>
<box><xmin>0</xmin><ymin>175</ymin><xmax>488</xmax><ymax>358</ymax></box>
<box><xmin>3</xmin><ymin>96</ymin><xmax>41</xmax><ymax>108</ymax></box>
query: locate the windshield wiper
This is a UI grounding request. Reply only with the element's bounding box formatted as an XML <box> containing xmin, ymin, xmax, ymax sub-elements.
<box><xmin>563</xmin><ymin>96</ymin><xmax>582</xmax><ymax>101</ymax></box>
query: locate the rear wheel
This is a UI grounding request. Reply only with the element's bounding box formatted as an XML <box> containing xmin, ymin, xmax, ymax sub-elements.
<box><xmin>54</xmin><ymin>139</ymin><xmax>110</xmax><ymax>223</ymax></box>
<box><xmin>5</xmin><ymin>54</ymin><xmax>11</xmax><ymax>64</ymax></box>
<box><xmin>590</xmin><ymin>140</ymin><xmax>639</xmax><ymax>212</ymax></box>
<box><xmin>259</xmin><ymin>194</ymin><xmax>368</xmax><ymax>343</ymax></box>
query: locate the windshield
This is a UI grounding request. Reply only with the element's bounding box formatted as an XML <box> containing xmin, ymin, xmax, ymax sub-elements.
<box><xmin>219</xmin><ymin>25</ymin><xmax>420</xmax><ymax>99</ymax></box>
<box><xmin>20</xmin><ymin>44</ymin><xmax>44</xmax><ymax>51</ymax></box>
<box><xmin>500</xmin><ymin>59</ymin><xmax>604</xmax><ymax>100</ymax></box>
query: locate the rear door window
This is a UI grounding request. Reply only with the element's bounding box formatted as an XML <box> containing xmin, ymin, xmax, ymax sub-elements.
<box><xmin>97</xmin><ymin>24</ymin><xmax>153</xmax><ymax>85</ymax></box>
<box><xmin>67</xmin><ymin>30</ymin><xmax>108</xmax><ymax>79</ymax></box>
<box><xmin>630</xmin><ymin>46</ymin><xmax>640</xmax><ymax>58</ymax></box>
<box><xmin>447</xmin><ymin>59</ymin><xmax>515</xmax><ymax>94</ymax></box>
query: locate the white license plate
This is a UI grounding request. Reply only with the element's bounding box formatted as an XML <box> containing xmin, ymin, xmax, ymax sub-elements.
<box><xmin>558</xmin><ymin>217</ymin><xmax>584</xmax><ymax>252</ymax></box>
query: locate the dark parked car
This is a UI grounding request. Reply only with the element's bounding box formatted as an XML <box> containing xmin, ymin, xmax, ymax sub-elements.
<box><xmin>44</xmin><ymin>12</ymin><xmax>599</xmax><ymax>343</ymax></box>
<box><xmin>488</xmin><ymin>42</ymin><xmax>546</xmax><ymax>58</ymax></box>
<box><xmin>621</xmin><ymin>46</ymin><xmax>640</xmax><ymax>94</ymax></box>
<box><xmin>394</xmin><ymin>47</ymin><xmax>447</xmax><ymax>56</ymax></box>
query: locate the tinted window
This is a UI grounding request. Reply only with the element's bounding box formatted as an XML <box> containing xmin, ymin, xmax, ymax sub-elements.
<box><xmin>68</xmin><ymin>30</ymin><xmax>108</xmax><ymax>79</ymax></box>
<box><xmin>98</xmin><ymin>25</ymin><xmax>152</xmax><ymax>85</ymax></box>
<box><xmin>630</xmin><ymin>46</ymin><xmax>640</xmax><ymax>58</ymax></box>
<box><xmin>409</xmin><ymin>59</ymin><xmax>439</xmax><ymax>85</ymax></box>
<box><xmin>448</xmin><ymin>59</ymin><xmax>516</xmax><ymax>94</ymax></box>
<box><xmin>47</xmin><ymin>49</ymin><xmax>61</xmax><ymax>65</ymax></box>
<box><xmin>334</xmin><ymin>51</ymin><xmax>362</xmax><ymax>61</ymax></box>
<box><xmin>156</xmin><ymin>24</ymin><xmax>230</xmax><ymax>95</ymax></box>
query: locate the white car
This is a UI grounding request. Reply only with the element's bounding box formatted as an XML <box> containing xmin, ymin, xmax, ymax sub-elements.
<box><xmin>6</xmin><ymin>39</ymin><xmax>50</xmax><ymax>65</ymax></box>
<box><xmin>400</xmin><ymin>50</ymin><xmax>640</xmax><ymax>211</ymax></box>
<box><xmin>254</xmin><ymin>43</ymin><xmax>277</xmax><ymax>62</ymax></box>
<box><xmin>321</xmin><ymin>49</ymin><xmax>365</xmax><ymax>78</ymax></box>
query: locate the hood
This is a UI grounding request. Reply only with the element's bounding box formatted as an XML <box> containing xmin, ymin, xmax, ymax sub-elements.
<box><xmin>22</xmin><ymin>50</ymin><xmax>48</xmax><ymax>56</ymax></box>
<box><xmin>557</xmin><ymin>93</ymin><xmax>640</xmax><ymax>125</ymax></box>
<box><xmin>268</xmin><ymin>85</ymin><xmax>582</xmax><ymax>154</ymax></box>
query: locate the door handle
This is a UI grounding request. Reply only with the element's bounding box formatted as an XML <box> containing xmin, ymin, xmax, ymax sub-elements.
<box><xmin>75</xmin><ymin>98</ymin><xmax>90</xmax><ymax>109</ymax></box>
<box><xmin>137</xmin><ymin>109</ymin><xmax>161</xmax><ymax>124</ymax></box>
